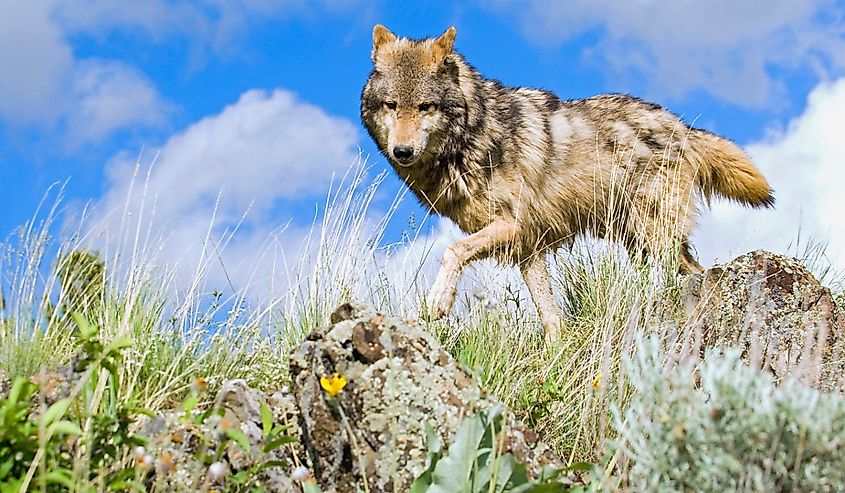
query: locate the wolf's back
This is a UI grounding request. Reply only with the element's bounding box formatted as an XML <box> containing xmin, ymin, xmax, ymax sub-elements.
<box><xmin>687</xmin><ymin>130</ymin><xmax>774</xmax><ymax>208</ymax></box>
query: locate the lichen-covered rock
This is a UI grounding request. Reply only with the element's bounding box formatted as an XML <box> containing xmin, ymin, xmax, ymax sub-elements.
<box><xmin>290</xmin><ymin>303</ymin><xmax>561</xmax><ymax>492</ymax></box>
<box><xmin>683</xmin><ymin>250</ymin><xmax>845</xmax><ymax>391</ymax></box>
<box><xmin>27</xmin><ymin>353</ymin><xmax>88</xmax><ymax>405</ymax></box>
<box><xmin>0</xmin><ymin>369</ymin><xmax>11</xmax><ymax>398</ymax></box>
<box><xmin>143</xmin><ymin>379</ymin><xmax>305</xmax><ymax>492</ymax></box>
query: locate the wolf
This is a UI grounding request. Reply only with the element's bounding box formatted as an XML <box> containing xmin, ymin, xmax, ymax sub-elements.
<box><xmin>360</xmin><ymin>25</ymin><xmax>774</xmax><ymax>340</ymax></box>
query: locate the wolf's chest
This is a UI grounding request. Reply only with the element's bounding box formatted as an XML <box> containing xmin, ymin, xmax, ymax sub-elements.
<box><xmin>394</xmin><ymin>162</ymin><xmax>493</xmax><ymax>233</ymax></box>
<box><xmin>408</xmin><ymin>179</ymin><xmax>502</xmax><ymax>235</ymax></box>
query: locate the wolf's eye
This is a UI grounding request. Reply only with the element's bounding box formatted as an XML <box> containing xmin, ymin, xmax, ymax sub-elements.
<box><xmin>384</xmin><ymin>101</ymin><xmax>397</xmax><ymax>110</ymax></box>
<box><xmin>419</xmin><ymin>102</ymin><xmax>437</xmax><ymax>112</ymax></box>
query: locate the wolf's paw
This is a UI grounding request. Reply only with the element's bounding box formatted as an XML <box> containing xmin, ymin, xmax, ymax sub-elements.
<box><xmin>427</xmin><ymin>279</ymin><xmax>457</xmax><ymax>320</ymax></box>
<box><xmin>543</xmin><ymin>322</ymin><xmax>563</xmax><ymax>345</ymax></box>
<box><xmin>539</xmin><ymin>314</ymin><xmax>565</xmax><ymax>343</ymax></box>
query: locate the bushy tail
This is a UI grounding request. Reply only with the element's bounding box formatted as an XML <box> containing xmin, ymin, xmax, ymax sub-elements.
<box><xmin>687</xmin><ymin>129</ymin><xmax>774</xmax><ymax>208</ymax></box>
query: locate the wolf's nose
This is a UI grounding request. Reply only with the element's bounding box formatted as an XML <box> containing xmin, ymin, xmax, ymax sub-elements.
<box><xmin>392</xmin><ymin>146</ymin><xmax>414</xmax><ymax>161</ymax></box>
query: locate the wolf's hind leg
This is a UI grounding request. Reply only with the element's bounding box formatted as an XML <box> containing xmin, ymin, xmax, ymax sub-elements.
<box><xmin>520</xmin><ymin>253</ymin><xmax>564</xmax><ymax>341</ymax></box>
<box><xmin>427</xmin><ymin>218</ymin><xmax>517</xmax><ymax>320</ymax></box>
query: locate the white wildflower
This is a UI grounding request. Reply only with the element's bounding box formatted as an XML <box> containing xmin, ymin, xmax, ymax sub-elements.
<box><xmin>291</xmin><ymin>465</ymin><xmax>310</xmax><ymax>482</ymax></box>
<box><xmin>132</xmin><ymin>446</ymin><xmax>146</xmax><ymax>461</ymax></box>
<box><xmin>208</xmin><ymin>461</ymin><xmax>228</xmax><ymax>482</ymax></box>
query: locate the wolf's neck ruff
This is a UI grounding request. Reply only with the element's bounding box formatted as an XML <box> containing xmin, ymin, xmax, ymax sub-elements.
<box><xmin>360</xmin><ymin>25</ymin><xmax>774</xmax><ymax>340</ymax></box>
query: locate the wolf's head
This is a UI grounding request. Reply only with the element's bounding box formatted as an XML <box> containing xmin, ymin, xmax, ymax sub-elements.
<box><xmin>361</xmin><ymin>25</ymin><xmax>465</xmax><ymax>167</ymax></box>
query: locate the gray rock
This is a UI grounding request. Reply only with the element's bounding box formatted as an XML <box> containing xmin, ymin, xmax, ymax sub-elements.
<box><xmin>27</xmin><ymin>353</ymin><xmax>88</xmax><ymax>405</ymax></box>
<box><xmin>144</xmin><ymin>379</ymin><xmax>305</xmax><ymax>492</ymax></box>
<box><xmin>290</xmin><ymin>302</ymin><xmax>561</xmax><ymax>492</ymax></box>
<box><xmin>683</xmin><ymin>250</ymin><xmax>845</xmax><ymax>391</ymax></box>
<box><xmin>0</xmin><ymin>370</ymin><xmax>10</xmax><ymax>399</ymax></box>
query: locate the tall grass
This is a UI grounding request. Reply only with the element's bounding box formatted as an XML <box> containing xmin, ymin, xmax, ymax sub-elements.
<box><xmin>0</xmin><ymin>160</ymin><xmax>437</xmax><ymax>408</ymax></box>
<box><xmin>0</xmin><ymin>149</ymin><xmax>841</xmax><ymax>489</ymax></box>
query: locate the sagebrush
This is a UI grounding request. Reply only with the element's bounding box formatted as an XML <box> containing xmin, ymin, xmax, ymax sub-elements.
<box><xmin>611</xmin><ymin>339</ymin><xmax>845</xmax><ymax>492</ymax></box>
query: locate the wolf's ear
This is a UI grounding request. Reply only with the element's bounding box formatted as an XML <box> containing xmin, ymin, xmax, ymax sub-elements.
<box><xmin>432</xmin><ymin>26</ymin><xmax>457</xmax><ymax>64</ymax></box>
<box><xmin>372</xmin><ymin>24</ymin><xmax>397</xmax><ymax>61</ymax></box>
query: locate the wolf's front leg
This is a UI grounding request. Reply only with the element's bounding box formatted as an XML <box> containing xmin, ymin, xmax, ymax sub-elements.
<box><xmin>428</xmin><ymin>248</ymin><xmax>463</xmax><ymax>319</ymax></box>
<box><xmin>426</xmin><ymin>218</ymin><xmax>518</xmax><ymax>320</ymax></box>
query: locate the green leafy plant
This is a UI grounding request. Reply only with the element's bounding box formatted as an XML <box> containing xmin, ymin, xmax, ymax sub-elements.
<box><xmin>160</xmin><ymin>383</ymin><xmax>299</xmax><ymax>492</ymax></box>
<box><xmin>411</xmin><ymin>404</ymin><xmax>592</xmax><ymax>493</ymax></box>
<box><xmin>524</xmin><ymin>378</ymin><xmax>568</xmax><ymax>429</ymax></box>
<box><xmin>70</xmin><ymin>311</ymin><xmax>132</xmax><ymax>383</ymax></box>
<box><xmin>227</xmin><ymin>401</ymin><xmax>296</xmax><ymax>491</ymax></box>
<box><xmin>0</xmin><ymin>377</ymin><xmax>82</xmax><ymax>490</ymax></box>
<box><xmin>0</xmin><ymin>312</ymin><xmax>149</xmax><ymax>491</ymax></box>
<box><xmin>68</xmin><ymin>313</ymin><xmax>152</xmax><ymax>490</ymax></box>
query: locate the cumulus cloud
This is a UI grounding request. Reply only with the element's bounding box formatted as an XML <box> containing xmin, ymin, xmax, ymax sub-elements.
<box><xmin>0</xmin><ymin>0</ymin><xmax>73</xmax><ymax>124</ymax></box>
<box><xmin>67</xmin><ymin>60</ymin><xmax>170</xmax><ymax>143</ymax></box>
<box><xmin>0</xmin><ymin>0</ymin><xmax>374</xmax><ymax>145</ymax></box>
<box><xmin>93</xmin><ymin>89</ymin><xmax>360</xmax><ymax>292</ymax></box>
<box><xmin>0</xmin><ymin>0</ymin><xmax>170</xmax><ymax>143</ymax></box>
<box><xmin>695</xmin><ymin>78</ymin><xmax>845</xmax><ymax>274</ymax></box>
<box><xmin>489</xmin><ymin>0</ymin><xmax>845</xmax><ymax>107</ymax></box>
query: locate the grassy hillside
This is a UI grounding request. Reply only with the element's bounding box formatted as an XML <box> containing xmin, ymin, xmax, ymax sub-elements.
<box><xmin>1</xmin><ymin>166</ymin><xmax>843</xmax><ymax>491</ymax></box>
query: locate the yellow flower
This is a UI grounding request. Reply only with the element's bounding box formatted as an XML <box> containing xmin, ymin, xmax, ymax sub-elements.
<box><xmin>191</xmin><ymin>376</ymin><xmax>208</xmax><ymax>393</ymax></box>
<box><xmin>592</xmin><ymin>371</ymin><xmax>602</xmax><ymax>390</ymax></box>
<box><xmin>320</xmin><ymin>373</ymin><xmax>347</xmax><ymax>397</ymax></box>
<box><xmin>155</xmin><ymin>452</ymin><xmax>176</xmax><ymax>475</ymax></box>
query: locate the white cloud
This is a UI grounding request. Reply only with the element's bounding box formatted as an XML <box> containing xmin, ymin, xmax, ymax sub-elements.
<box><xmin>67</xmin><ymin>60</ymin><xmax>171</xmax><ymax>143</ymax></box>
<box><xmin>93</xmin><ymin>89</ymin><xmax>360</xmax><ymax>292</ymax></box>
<box><xmin>695</xmin><ymin>78</ymin><xmax>845</xmax><ymax>274</ymax></box>
<box><xmin>55</xmin><ymin>0</ymin><xmax>202</xmax><ymax>38</ymax></box>
<box><xmin>489</xmin><ymin>0</ymin><xmax>845</xmax><ymax>107</ymax></box>
<box><xmin>0</xmin><ymin>0</ymin><xmax>169</xmax><ymax>143</ymax></box>
<box><xmin>0</xmin><ymin>0</ymin><xmax>72</xmax><ymax>123</ymax></box>
<box><xmin>0</xmin><ymin>0</ymin><xmax>370</xmax><ymax>143</ymax></box>
<box><xmin>54</xmin><ymin>0</ymin><xmax>370</xmax><ymax>55</ymax></box>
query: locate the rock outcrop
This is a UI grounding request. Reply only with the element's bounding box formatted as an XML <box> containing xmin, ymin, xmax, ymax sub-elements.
<box><xmin>683</xmin><ymin>250</ymin><xmax>845</xmax><ymax>391</ymax></box>
<box><xmin>141</xmin><ymin>303</ymin><xmax>560</xmax><ymax>492</ymax></box>
<box><xmin>143</xmin><ymin>380</ymin><xmax>304</xmax><ymax>492</ymax></box>
<box><xmin>290</xmin><ymin>303</ymin><xmax>561</xmax><ymax>492</ymax></box>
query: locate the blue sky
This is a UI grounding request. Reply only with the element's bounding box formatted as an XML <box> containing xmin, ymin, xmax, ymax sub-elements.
<box><xmin>3</xmin><ymin>0</ymin><xmax>845</xmax><ymax>289</ymax></box>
